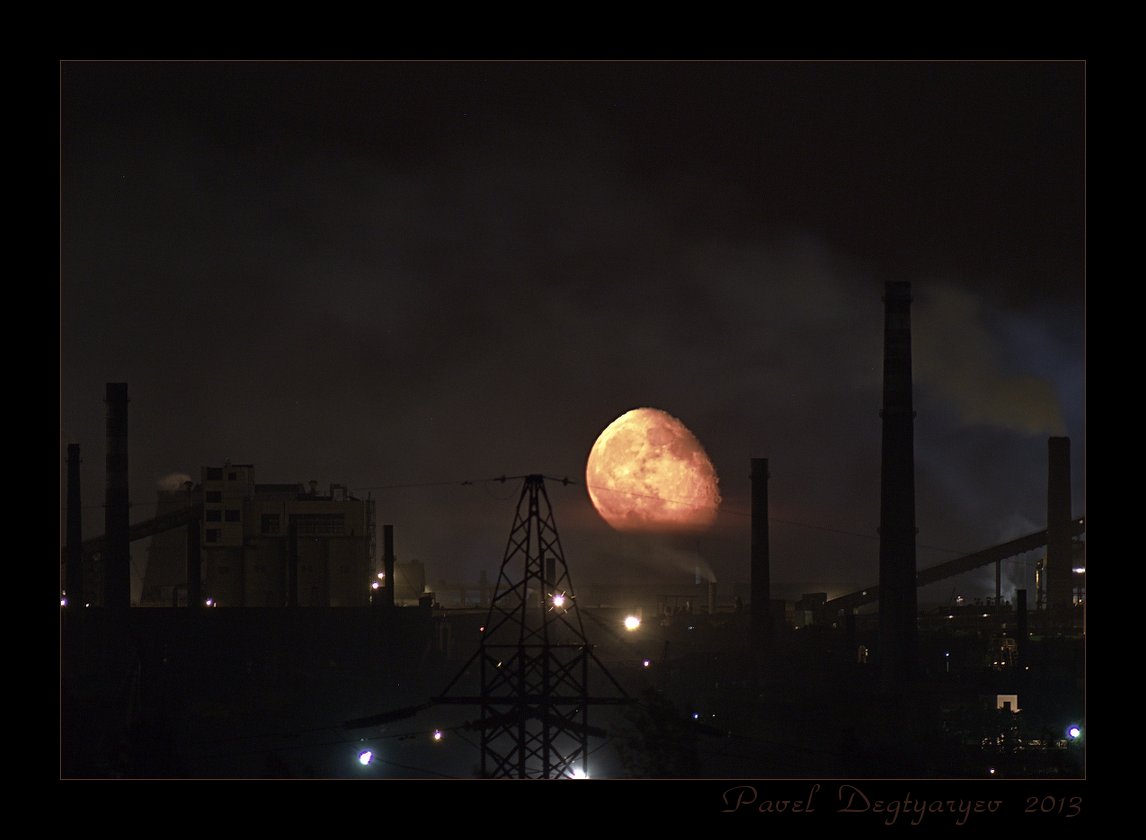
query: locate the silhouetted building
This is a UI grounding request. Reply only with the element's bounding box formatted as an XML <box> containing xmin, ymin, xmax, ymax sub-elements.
<box><xmin>146</xmin><ymin>464</ymin><xmax>377</xmax><ymax>607</ymax></box>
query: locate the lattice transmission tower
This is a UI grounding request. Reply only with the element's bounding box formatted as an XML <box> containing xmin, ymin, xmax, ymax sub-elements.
<box><xmin>437</xmin><ymin>474</ymin><xmax>628</xmax><ymax>778</ymax></box>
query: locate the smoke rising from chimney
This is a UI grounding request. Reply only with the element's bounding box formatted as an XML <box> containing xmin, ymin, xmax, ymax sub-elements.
<box><xmin>914</xmin><ymin>283</ymin><xmax>1067</xmax><ymax>436</ymax></box>
<box><xmin>157</xmin><ymin>472</ymin><xmax>194</xmax><ymax>493</ymax></box>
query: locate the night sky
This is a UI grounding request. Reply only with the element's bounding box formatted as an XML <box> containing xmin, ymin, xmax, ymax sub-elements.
<box><xmin>60</xmin><ymin>61</ymin><xmax>1085</xmax><ymax>606</ymax></box>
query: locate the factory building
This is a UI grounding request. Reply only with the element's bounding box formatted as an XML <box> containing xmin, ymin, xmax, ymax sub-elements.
<box><xmin>142</xmin><ymin>464</ymin><xmax>376</xmax><ymax>607</ymax></box>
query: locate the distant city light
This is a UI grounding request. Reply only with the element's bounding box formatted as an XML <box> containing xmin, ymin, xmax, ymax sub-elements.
<box><xmin>624</xmin><ymin>615</ymin><xmax>641</xmax><ymax>631</ymax></box>
<box><xmin>358</xmin><ymin>749</ymin><xmax>374</xmax><ymax>766</ymax></box>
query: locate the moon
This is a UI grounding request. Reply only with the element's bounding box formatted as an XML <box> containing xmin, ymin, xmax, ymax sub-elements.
<box><xmin>585</xmin><ymin>407</ymin><xmax>721</xmax><ymax>532</ymax></box>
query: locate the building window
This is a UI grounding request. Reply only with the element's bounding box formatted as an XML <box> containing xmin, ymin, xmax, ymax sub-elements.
<box><xmin>296</xmin><ymin>513</ymin><xmax>346</xmax><ymax>536</ymax></box>
<box><xmin>205</xmin><ymin>529</ymin><xmax>221</xmax><ymax>544</ymax></box>
<box><xmin>228</xmin><ymin>472</ymin><xmax>237</xmax><ymax>481</ymax></box>
<box><xmin>206</xmin><ymin>491</ymin><xmax>222</xmax><ymax>503</ymax></box>
<box><xmin>206</xmin><ymin>509</ymin><xmax>222</xmax><ymax>522</ymax></box>
<box><xmin>225</xmin><ymin>509</ymin><xmax>241</xmax><ymax>522</ymax></box>
<box><xmin>261</xmin><ymin>514</ymin><xmax>281</xmax><ymax>535</ymax></box>
<box><xmin>206</xmin><ymin>468</ymin><xmax>223</xmax><ymax>481</ymax></box>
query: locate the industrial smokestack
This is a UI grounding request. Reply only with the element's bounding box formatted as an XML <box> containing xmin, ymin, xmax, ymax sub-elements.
<box><xmin>1046</xmin><ymin>437</ymin><xmax>1072</xmax><ymax>611</ymax></box>
<box><xmin>1016</xmin><ymin>589</ymin><xmax>1028</xmax><ymax>662</ymax></box>
<box><xmin>383</xmin><ymin>524</ymin><xmax>395</xmax><ymax>608</ymax></box>
<box><xmin>878</xmin><ymin>282</ymin><xmax>918</xmax><ymax>686</ymax></box>
<box><xmin>187</xmin><ymin>520</ymin><xmax>201</xmax><ymax>608</ymax></box>
<box><xmin>66</xmin><ymin>444</ymin><xmax>84</xmax><ymax>607</ymax></box>
<box><xmin>750</xmin><ymin>458</ymin><xmax>771</xmax><ymax>644</ymax></box>
<box><xmin>287</xmin><ymin>516</ymin><xmax>299</xmax><ymax>607</ymax></box>
<box><xmin>104</xmin><ymin>383</ymin><xmax>131</xmax><ymax>609</ymax></box>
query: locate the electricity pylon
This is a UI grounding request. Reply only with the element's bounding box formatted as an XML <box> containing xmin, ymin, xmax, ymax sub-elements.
<box><xmin>437</xmin><ymin>474</ymin><xmax>628</xmax><ymax>778</ymax></box>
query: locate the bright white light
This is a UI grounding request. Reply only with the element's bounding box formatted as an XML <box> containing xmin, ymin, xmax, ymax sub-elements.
<box><xmin>432</xmin><ymin>729</ymin><xmax>443</xmax><ymax>742</ymax></box>
<box><xmin>624</xmin><ymin>615</ymin><xmax>641</xmax><ymax>631</ymax></box>
<box><xmin>571</xmin><ymin>767</ymin><xmax>588</xmax><ymax>779</ymax></box>
<box><xmin>1067</xmin><ymin>726</ymin><xmax>1081</xmax><ymax>739</ymax></box>
<box><xmin>358</xmin><ymin>749</ymin><xmax>374</xmax><ymax>766</ymax></box>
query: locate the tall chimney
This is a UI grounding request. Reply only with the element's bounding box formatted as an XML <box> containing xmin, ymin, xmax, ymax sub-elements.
<box><xmin>287</xmin><ymin>516</ymin><xmax>299</xmax><ymax>607</ymax></box>
<box><xmin>1016</xmin><ymin>589</ymin><xmax>1028</xmax><ymax>662</ymax></box>
<box><xmin>383</xmin><ymin>524</ymin><xmax>395</xmax><ymax>608</ymax></box>
<box><xmin>187</xmin><ymin>520</ymin><xmax>201</xmax><ymax>608</ymax></box>
<box><xmin>104</xmin><ymin>383</ymin><xmax>131</xmax><ymax>609</ymax></box>
<box><xmin>878</xmin><ymin>282</ymin><xmax>918</xmax><ymax>685</ymax></box>
<box><xmin>1046</xmin><ymin>437</ymin><xmax>1072</xmax><ymax>611</ymax></box>
<box><xmin>750</xmin><ymin>458</ymin><xmax>771</xmax><ymax>645</ymax></box>
<box><xmin>66</xmin><ymin>444</ymin><xmax>84</xmax><ymax>606</ymax></box>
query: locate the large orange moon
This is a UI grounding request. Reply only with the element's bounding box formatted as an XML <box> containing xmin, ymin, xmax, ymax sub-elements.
<box><xmin>585</xmin><ymin>407</ymin><xmax>721</xmax><ymax>531</ymax></box>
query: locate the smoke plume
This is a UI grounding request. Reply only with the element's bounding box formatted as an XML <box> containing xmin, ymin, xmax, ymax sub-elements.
<box><xmin>914</xmin><ymin>283</ymin><xmax>1066</xmax><ymax>436</ymax></box>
